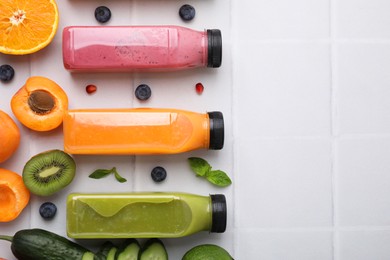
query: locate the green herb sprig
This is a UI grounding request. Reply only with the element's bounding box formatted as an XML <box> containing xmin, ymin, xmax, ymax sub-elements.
<box><xmin>188</xmin><ymin>157</ymin><xmax>232</xmax><ymax>187</ymax></box>
<box><xmin>88</xmin><ymin>167</ymin><xmax>127</xmax><ymax>183</ymax></box>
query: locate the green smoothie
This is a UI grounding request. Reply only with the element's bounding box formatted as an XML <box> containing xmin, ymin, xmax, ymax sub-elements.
<box><xmin>66</xmin><ymin>193</ymin><xmax>227</xmax><ymax>238</ymax></box>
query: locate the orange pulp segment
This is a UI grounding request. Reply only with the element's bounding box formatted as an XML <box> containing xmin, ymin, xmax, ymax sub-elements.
<box><xmin>0</xmin><ymin>0</ymin><xmax>59</xmax><ymax>55</ymax></box>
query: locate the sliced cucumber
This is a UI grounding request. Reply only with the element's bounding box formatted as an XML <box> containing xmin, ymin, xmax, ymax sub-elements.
<box><xmin>82</xmin><ymin>251</ymin><xmax>96</xmax><ymax>260</ymax></box>
<box><xmin>94</xmin><ymin>241</ymin><xmax>117</xmax><ymax>260</ymax></box>
<box><xmin>115</xmin><ymin>239</ymin><xmax>141</xmax><ymax>260</ymax></box>
<box><xmin>138</xmin><ymin>238</ymin><xmax>168</xmax><ymax>260</ymax></box>
<box><xmin>107</xmin><ymin>247</ymin><xmax>118</xmax><ymax>260</ymax></box>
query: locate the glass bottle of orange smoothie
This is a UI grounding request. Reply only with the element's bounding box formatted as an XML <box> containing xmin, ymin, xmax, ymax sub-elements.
<box><xmin>63</xmin><ymin>108</ymin><xmax>224</xmax><ymax>155</ymax></box>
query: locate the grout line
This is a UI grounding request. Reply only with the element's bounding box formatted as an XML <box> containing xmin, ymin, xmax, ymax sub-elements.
<box><xmin>229</xmin><ymin>0</ymin><xmax>239</xmax><ymax>258</ymax></box>
<box><xmin>329</xmin><ymin>0</ymin><xmax>338</xmax><ymax>259</ymax></box>
<box><xmin>237</xmin><ymin>38</ymin><xmax>390</xmax><ymax>45</ymax></box>
<box><xmin>237</xmin><ymin>133</ymin><xmax>390</xmax><ymax>143</ymax></box>
<box><xmin>236</xmin><ymin>226</ymin><xmax>390</xmax><ymax>232</ymax></box>
<box><xmin>237</xmin><ymin>227</ymin><xmax>335</xmax><ymax>232</ymax></box>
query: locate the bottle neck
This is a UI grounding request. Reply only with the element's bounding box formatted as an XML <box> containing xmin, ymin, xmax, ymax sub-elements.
<box><xmin>182</xmin><ymin>195</ymin><xmax>213</xmax><ymax>234</ymax></box>
<box><xmin>181</xmin><ymin>194</ymin><xmax>227</xmax><ymax>235</ymax></box>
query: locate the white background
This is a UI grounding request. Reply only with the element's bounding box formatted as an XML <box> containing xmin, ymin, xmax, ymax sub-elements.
<box><xmin>1</xmin><ymin>0</ymin><xmax>390</xmax><ymax>259</ymax></box>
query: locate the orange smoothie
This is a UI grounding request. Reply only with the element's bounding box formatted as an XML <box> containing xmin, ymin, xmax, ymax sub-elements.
<box><xmin>63</xmin><ymin>108</ymin><xmax>224</xmax><ymax>155</ymax></box>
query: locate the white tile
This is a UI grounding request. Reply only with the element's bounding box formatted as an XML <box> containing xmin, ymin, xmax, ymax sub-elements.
<box><xmin>133</xmin><ymin>0</ymin><xmax>231</xmax><ymax>39</ymax></box>
<box><xmin>236</xmin><ymin>0</ymin><xmax>330</xmax><ymax>40</ymax></box>
<box><xmin>57</xmin><ymin>1</ymin><xmax>132</xmax><ymax>27</ymax></box>
<box><xmin>338</xmin><ymin>230</ymin><xmax>390</xmax><ymax>260</ymax></box>
<box><xmin>237</xmin><ymin>230</ymin><xmax>333</xmax><ymax>260</ymax></box>
<box><xmin>336</xmin><ymin>137</ymin><xmax>390</xmax><ymax>226</ymax></box>
<box><xmin>236</xmin><ymin>138</ymin><xmax>332</xmax><ymax>228</ymax></box>
<box><xmin>235</xmin><ymin>42</ymin><xmax>331</xmax><ymax>137</ymax></box>
<box><xmin>131</xmin><ymin>41</ymin><xmax>233</xmax><ymax>114</ymax></box>
<box><xmin>336</xmin><ymin>43</ymin><xmax>390</xmax><ymax>135</ymax></box>
<box><xmin>335</xmin><ymin>0</ymin><xmax>390</xmax><ymax>39</ymax></box>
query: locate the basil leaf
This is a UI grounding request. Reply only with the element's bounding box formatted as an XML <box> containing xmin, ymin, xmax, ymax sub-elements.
<box><xmin>113</xmin><ymin>168</ymin><xmax>127</xmax><ymax>183</ymax></box>
<box><xmin>188</xmin><ymin>157</ymin><xmax>212</xmax><ymax>177</ymax></box>
<box><xmin>89</xmin><ymin>167</ymin><xmax>127</xmax><ymax>183</ymax></box>
<box><xmin>205</xmin><ymin>170</ymin><xmax>232</xmax><ymax>187</ymax></box>
<box><xmin>89</xmin><ymin>168</ymin><xmax>114</xmax><ymax>179</ymax></box>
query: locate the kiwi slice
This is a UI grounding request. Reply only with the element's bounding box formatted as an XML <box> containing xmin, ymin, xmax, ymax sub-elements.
<box><xmin>23</xmin><ymin>149</ymin><xmax>76</xmax><ymax>196</ymax></box>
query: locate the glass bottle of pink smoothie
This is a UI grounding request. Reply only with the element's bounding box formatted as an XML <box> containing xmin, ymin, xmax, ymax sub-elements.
<box><xmin>62</xmin><ymin>26</ymin><xmax>222</xmax><ymax>71</ymax></box>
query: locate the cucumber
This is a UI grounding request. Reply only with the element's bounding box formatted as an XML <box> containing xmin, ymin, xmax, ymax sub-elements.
<box><xmin>182</xmin><ymin>244</ymin><xmax>233</xmax><ymax>260</ymax></box>
<box><xmin>107</xmin><ymin>247</ymin><xmax>118</xmax><ymax>260</ymax></box>
<box><xmin>115</xmin><ymin>239</ymin><xmax>140</xmax><ymax>260</ymax></box>
<box><xmin>83</xmin><ymin>251</ymin><xmax>96</xmax><ymax>260</ymax></box>
<box><xmin>0</xmin><ymin>228</ymin><xmax>95</xmax><ymax>260</ymax></box>
<box><xmin>94</xmin><ymin>241</ymin><xmax>118</xmax><ymax>260</ymax></box>
<box><xmin>138</xmin><ymin>238</ymin><xmax>168</xmax><ymax>260</ymax></box>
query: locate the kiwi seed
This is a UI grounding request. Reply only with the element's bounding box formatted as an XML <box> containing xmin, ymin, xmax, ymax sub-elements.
<box><xmin>28</xmin><ymin>90</ymin><xmax>55</xmax><ymax>114</ymax></box>
<box><xmin>22</xmin><ymin>149</ymin><xmax>76</xmax><ymax>196</ymax></box>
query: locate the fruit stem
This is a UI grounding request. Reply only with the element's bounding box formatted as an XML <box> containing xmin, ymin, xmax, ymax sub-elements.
<box><xmin>0</xmin><ymin>235</ymin><xmax>13</xmax><ymax>242</ymax></box>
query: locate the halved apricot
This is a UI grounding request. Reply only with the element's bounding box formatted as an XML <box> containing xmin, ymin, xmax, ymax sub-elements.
<box><xmin>0</xmin><ymin>110</ymin><xmax>20</xmax><ymax>163</ymax></box>
<box><xmin>0</xmin><ymin>168</ymin><xmax>30</xmax><ymax>222</ymax></box>
<box><xmin>11</xmin><ymin>76</ymin><xmax>68</xmax><ymax>131</ymax></box>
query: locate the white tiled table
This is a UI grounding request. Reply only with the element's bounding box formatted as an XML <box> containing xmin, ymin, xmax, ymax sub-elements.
<box><xmin>1</xmin><ymin>0</ymin><xmax>390</xmax><ymax>259</ymax></box>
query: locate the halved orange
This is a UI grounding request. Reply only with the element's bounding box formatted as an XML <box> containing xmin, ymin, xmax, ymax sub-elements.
<box><xmin>0</xmin><ymin>0</ymin><xmax>59</xmax><ymax>55</ymax></box>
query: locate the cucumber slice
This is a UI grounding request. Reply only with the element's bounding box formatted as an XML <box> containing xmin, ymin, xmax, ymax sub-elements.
<box><xmin>107</xmin><ymin>247</ymin><xmax>118</xmax><ymax>260</ymax></box>
<box><xmin>139</xmin><ymin>238</ymin><xmax>168</xmax><ymax>260</ymax></box>
<box><xmin>82</xmin><ymin>251</ymin><xmax>96</xmax><ymax>260</ymax></box>
<box><xmin>115</xmin><ymin>239</ymin><xmax>141</xmax><ymax>260</ymax></box>
<box><xmin>94</xmin><ymin>241</ymin><xmax>117</xmax><ymax>260</ymax></box>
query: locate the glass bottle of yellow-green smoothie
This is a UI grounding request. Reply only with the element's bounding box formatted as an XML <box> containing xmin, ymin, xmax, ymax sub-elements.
<box><xmin>66</xmin><ymin>192</ymin><xmax>227</xmax><ymax>239</ymax></box>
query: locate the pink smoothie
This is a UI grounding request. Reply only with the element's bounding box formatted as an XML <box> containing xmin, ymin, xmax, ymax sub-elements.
<box><xmin>62</xmin><ymin>26</ymin><xmax>222</xmax><ymax>71</ymax></box>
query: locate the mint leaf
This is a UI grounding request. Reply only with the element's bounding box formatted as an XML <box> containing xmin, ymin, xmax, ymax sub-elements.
<box><xmin>206</xmin><ymin>170</ymin><xmax>232</xmax><ymax>187</ymax></box>
<box><xmin>113</xmin><ymin>167</ymin><xmax>127</xmax><ymax>183</ymax></box>
<box><xmin>188</xmin><ymin>157</ymin><xmax>212</xmax><ymax>177</ymax></box>
<box><xmin>187</xmin><ymin>157</ymin><xmax>232</xmax><ymax>187</ymax></box>
<box><xmin>89</xmin><ymin>167</ymin><xmax>127</xmax><ymax>183</ymax></box>
<box><xmin>89</xmin><ymin>168</ymin><xmax>114</xmax><ymax>179</ymax></box>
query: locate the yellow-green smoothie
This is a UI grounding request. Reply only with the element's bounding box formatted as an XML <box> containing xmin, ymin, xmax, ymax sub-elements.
<box><xmin>66</xmin><ymin>193</ymin><xmax>226</xmax><ymax>238</ymax></box>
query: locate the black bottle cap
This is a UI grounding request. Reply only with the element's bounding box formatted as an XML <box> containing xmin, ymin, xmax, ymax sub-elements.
<box><xmin>208</xmin><ymin>111</ymin><xmax>224</xmax><ymax>150</ymax></box>
<box><xmin>207</xmin><ymin>29</ymin><xmax>222</xmax><ymax>68</ymax></box>
<box><xmin>210</xmin><ymin>194</ymin><xmax>227</xmax><ymax>233</ymax></box>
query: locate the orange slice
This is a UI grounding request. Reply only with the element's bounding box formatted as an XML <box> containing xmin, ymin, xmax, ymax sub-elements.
<box><xmin>0</xmin><ymin>0</ymin><xmax>59</xmax><ymax>55</ymax></box>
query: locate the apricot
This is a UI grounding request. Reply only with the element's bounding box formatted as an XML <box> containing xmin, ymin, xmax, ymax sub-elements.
<box><xmin>11</xmin><ymin>76</ymin><xmax>68</xmax><ymax>131</ymax></box>
<box><xmin>0</xmin><ymin>168</ymin><xmax>30</xmax><ymax>222</ymax></box>
<box><xmin>0</xmin><ymin>110</ymin><xmax>20</xmax><ymax>163</ymax></box>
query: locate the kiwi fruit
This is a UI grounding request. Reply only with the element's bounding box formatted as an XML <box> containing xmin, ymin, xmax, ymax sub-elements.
<box><xmin>23</xmin><ymin>149</ymin><xmax>76</xmax><ymax>196</ymax></box>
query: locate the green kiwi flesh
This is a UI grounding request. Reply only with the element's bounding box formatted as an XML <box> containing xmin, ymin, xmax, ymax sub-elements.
<box><xmin>23</xmin><ymin>149</ymin><xmax>76</xmax><ymax>196</ymax></box>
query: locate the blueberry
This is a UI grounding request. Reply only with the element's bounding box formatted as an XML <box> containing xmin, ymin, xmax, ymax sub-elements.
<box><xmin>95</xmin><ymin>6</ymin><xmax>111</xmax><ymax>23</ymax></box>
<box><xmin>39</xmin><ymin>202</ymin><xmax>57</xmax><ymax>219</ymax></box>
<box><xmin>151</xmin><ymin>166</ymin><xmax>167</xmax><ymax>182</ymax></box>
<box><xmin>0</xmin><ymin>64</ymin><xmax>15</xmax><ymax>82</ymax></box>
<box><xmin>135</xmin><ymin>84</ymin><xmax>152</xmax><ymax>101</ymax></box>
<box><xmin>179</xmin><ymin>4</ymin><xmax>196</xmax><ymax>21</ymax></box>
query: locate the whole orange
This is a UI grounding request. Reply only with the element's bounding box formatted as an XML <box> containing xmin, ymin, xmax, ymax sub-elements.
<box><xmin>0</xmin><ymin>110</ymin><xmax>20</xmax><ymax>163</ymax></box>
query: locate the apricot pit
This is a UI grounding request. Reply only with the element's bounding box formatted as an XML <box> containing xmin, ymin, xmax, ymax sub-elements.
<box><xmin>11</xmin><ymin>76</ymin><xmax>68</xmax><ymax>131</ymax></box>
<box><xmin>28</xmin><ymin>90</ymin><xmax>55</xmax><ymax>114</ymax></box>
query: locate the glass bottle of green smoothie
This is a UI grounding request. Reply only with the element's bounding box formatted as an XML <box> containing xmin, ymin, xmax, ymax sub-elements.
<box><xmin>66</xmin><ymin>192</ymin><xmax>227</xmax><ymax>238</ymax></box>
